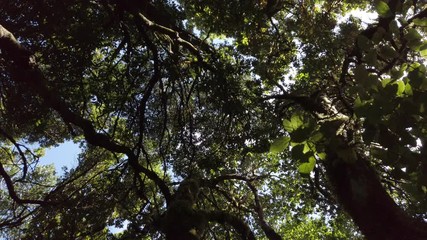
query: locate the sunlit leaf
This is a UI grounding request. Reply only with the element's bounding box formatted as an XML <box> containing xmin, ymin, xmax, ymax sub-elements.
<box><xmin>395</xmin><ymin>80</ymin><xmax>405</xmax><ymax>96</ymax></box>
<box><xmin>375</xmin><ymin>1</ymin><xmax>391</xmax><ymax>17</ymax></box>
<box><xmin>381</xmin><ymin>78</ymin><xmax>392</xmax><ymax>87</ymax></box>
<box><xmin>354</xmin><ymin>96</ymin><xmax>364</xmax><ymax>108</ymax></box>
<box><xmin>241</xmin><ymin>36</ymin><xmax>249</xmax><ymax>46</ymax></box>
<box><xmin>404</xmin><ymin>83</ymin><xmax>413</xmax><ymax>96</ymax></box>
<box><xmin>419</xmin><ymin>42</ymin><xmax>427</xmax><ymax>57</ymax></box>
<box><xmin>270</xmin><ymin>136</ymin><xmax>290</xmax><ymax>153</ymax></box>
<box><xmin>298</xmin><ymin>156</ymin><xmax>316</xmax><ymax>174</ymax></box>
<box><xmin>317</xmin><ymin>152</ymin><xmax>327</xmax><ymax>160</ymax></box>
<box><xmin>283</xmin><ymin>113</ymin><xmax>304</xmax><ymax>132</ymax></box>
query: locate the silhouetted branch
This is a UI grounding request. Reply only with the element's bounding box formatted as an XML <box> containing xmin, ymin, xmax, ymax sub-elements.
<box><xmin>206</xmin><ymin>210</ymin><xmax>256</xmax><ymax>240</ymax></box>
<box><xmin>0</xmin><ymin>24</ymin><xmax>172</xmax><ymax>205</ymax></box>
<box><xmin>246</xmin><ymin>181</ymin><xmax>282</xmax><ymax>240</ymax></box>
<box><xmin>0</xmin><ymin>127</ymin><xmax>28</xmax><ymax>180</ymax></box>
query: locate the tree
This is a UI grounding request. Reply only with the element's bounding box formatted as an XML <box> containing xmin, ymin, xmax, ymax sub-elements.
<box><xmin>0</xmin><ymin>0</ymin><xmax>426</xmax><ymax>239</ymax></box>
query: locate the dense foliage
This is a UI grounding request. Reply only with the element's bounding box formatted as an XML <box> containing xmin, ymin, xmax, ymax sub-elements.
<box><xmin>0</xmin><ymin>0</ymin><xmax>426</xmax><ymax>239</ymax></box>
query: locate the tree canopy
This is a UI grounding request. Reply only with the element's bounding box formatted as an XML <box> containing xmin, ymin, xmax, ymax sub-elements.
<box><xmin>0</xmin><ymin>0</ymin><xmax>426</xmax><ymax>239</ymax></box>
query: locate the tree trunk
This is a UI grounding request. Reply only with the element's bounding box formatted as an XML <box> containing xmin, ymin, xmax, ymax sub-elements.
<box><xmin>325</xmin><ymin>148</ymin><xmax>427</xmax><ymax>240</ymax></box>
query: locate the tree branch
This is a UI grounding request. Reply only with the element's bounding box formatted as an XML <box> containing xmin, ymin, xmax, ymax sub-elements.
<box><xmin>205</xmin><ymin>174</ymin><xmax>281</xmax><ymax>239</ymax></box>
<box><xmin>0</xmin><ymin>24</ymin><xmax>172</xmax><ymax>204</ymax></box>
<box><xmin>206</xmin><ymin>210</ymin><xmax>256</xmax><ymax>240</ymax></box>
<box><xmin>246</xmin><ymin>181</ymin><xmax>282</xmax><ymax>240</ymax></box>
<box><xmin>324</xmin><ymin>135</ymin><xmax>427</xmax><ymax>239</ymax></box>
<box><xmin>0</xmin><ymin>161</ymin><xmax>50</xmax><ymax>205</ymax></box>
<box><xmin>0</xmin><ymin>127</ymin><xmax>29</xmax><ymax>180</ymax></box>
<box><xmin>339</xmin><ymin>0</ymin><xmax>404</xmax><ymax>85</ymax></box>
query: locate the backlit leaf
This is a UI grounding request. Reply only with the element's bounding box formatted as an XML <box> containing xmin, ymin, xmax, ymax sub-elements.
<box><xmin>317</xmin><ymin>152</ymin><xmax>327</xmax><ymax>160</ymax></box>
<box><xmin>298</xmin><ymin>156</ymin><xmax>316</xmax><ymax>174</ymax></box>
<box><xmin>404</xmin><ymin>83</ymin><xmax>413</xmax><ymax>96</ymax></box>
<box><xmin>283</xmin><ymin>113</ymin><xmax>304</xmax><ymax>132</ymax></box>
<box><xmin>375</xmin><ymin>1</ymin><xmax>391</xmax><ymax>17</ymax></box>
<box><xmin>395</xmin><ymin>80</ymin><xmax>405</xmax><ymax>96</ymax></box>
<box><xmin>270</xmin><ymin>136</ymin><xmax>290</xmax><ymax>153</ymax></box>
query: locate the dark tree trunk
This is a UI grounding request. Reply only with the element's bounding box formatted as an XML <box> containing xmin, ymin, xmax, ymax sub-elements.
<box><xmin>325</xmin><ymin>148</ymin><xmax>427</xmax><ymax>240</ymax></box>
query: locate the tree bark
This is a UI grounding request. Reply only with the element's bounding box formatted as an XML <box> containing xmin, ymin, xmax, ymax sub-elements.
<box><xmin>324</xmin><ymin>147</ymin><xmax>427</xmax><ymax>239</ymax></box>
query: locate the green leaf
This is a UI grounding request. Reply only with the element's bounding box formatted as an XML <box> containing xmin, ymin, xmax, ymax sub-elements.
<box><xmin>381</xmin><ymin>78</ymin><xmax>392</xmax><ymax>87</ymax></box>
<box><xmin>383</xmin><ymin>84</ymin><xmax>399</xmax><ymax>99</ymax></box>
<box><xmin>405</xmin><ymin>29</ymin><xmax>423</xmax><ymax>50</ymax></box>
<box><xmin>354</xmin><ymin>102</ymin><xmax>383</xmax><ymax>123</ymax></box>
<box><xmin>366</xmin><ymin>74</ymin><xmax>380</xmax><ymax>91</ymax></box>
<box><xmin>364</xmin><ymin>50</ymin><xmax>378</xmax><ymax>66</ymax></box>
<box><xmin>354</xmin><ymin>65</ymin><xmax>369</xmax><ymax>86</ymax></box>
<box><xmin>283</xmin><ymin>113</ymin><xmax>304</xmax><ymax>132</ymax></box>
<box><xmin>298</xmin><ymin>156</ymin><xmax>316</xmax><ymax>174</ymax></box>
<box><xmin>303</xmin><ymin>142</ymin><xmax>314</xmax><ymax>154</ymax></box>
<box><xmin>317</xmin><ymin>152</ymin><xmax>327</xmax><ymax>160</ymax></box>
<box><xmin>353</xmin><ymin>96</ymin><xmax>364</xmax><ymax>108</ymax></box>
<box><xmin>357</xmin><ymin>35</ymin><xmax>371</xmax><ymax>50</ymax></box>
<box><xmin>310</xmin><ymin>131</ymin><xmax>323</xmax><ymax>142</ymax></box>
<box><xmin>390</xmin><ymin>67</ymin><xmax>404</xmax><ymax>80</ymax></box>
<box><xmin>241</xmin><ymin>36</ymin><xmax>249</xmax><ymax>46</ymax></box>
<box><xmin>379</xmin><ymin>45</ymin><xmax>399</xmax><ymax>59</ymax></box>
<box><xmin>388</xmin><ymin>20</ymin><xmax>399</xmax><ymax>36</ymax></box>
<box><xmin>35</xmin><ymin>147</ymin><xmax>46</xmax><ymax>157</ymax></box>
<box><xmin>413</xmin><ymin>18</ymin><xmax>427</xmax><ymax>27</ymax></box>
<box><xmin>395</xmin><ymin>80</ymin><xmax>405</xmax><ymax>96</ymax></box>
<box><xmin>408</xmin><ymin>64</ymin><xmax>427</xmax><ymax>90</ymax></box>
<box><xmin>418</xmin><ymin>42</ymin><xmax>427</xmax><ymax>57</ymax></box>
<box><xmin>375</xmin><ymin>1</ymin><xmax>391</xmax><ymax>17</ymax></box>
<box><xmin>355</xmin><ymin>65</ymin><xmax>379</xmax><ymax>90</ymax></box>
<box><xmin>405</xmin><ymin>29</ymin><xmax>422</xmax><ymax>42</ymax></box>
<box><xmin>372</xmin><ymin>27</ymin><xmax>386</xmax><ymax>43</ymax></box>
<box><xmin>270</xmin><ymin>136</ymin><xmax>290</xmax><ymax>153</ymax></box>
<box><xmin>404</xmin><ymin>83</ymin><xmax>413</xmax><ymax>96</ymax></box>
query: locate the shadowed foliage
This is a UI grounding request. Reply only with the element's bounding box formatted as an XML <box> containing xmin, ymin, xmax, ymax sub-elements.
<box><xmin>0</xmin><ymin>0</ymin><xmax>426</xmax><ymax>239</ymax></box>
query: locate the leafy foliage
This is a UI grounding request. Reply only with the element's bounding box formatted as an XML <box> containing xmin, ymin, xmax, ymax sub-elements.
<box><xmin>0</xmin><ymin>0</ymin><xmax>426</xmax><ymax>239</ymax></box>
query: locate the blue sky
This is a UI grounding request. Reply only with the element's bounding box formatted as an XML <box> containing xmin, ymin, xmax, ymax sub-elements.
<box><xmin>38</xmin><ymin>141</ymin><xmax>81</xmax><ymax>175</ymax></box>
<box><xmin>38</xmin><ymin>141</ymin><xmax>128</xmax><ymax>233</ymax></box>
